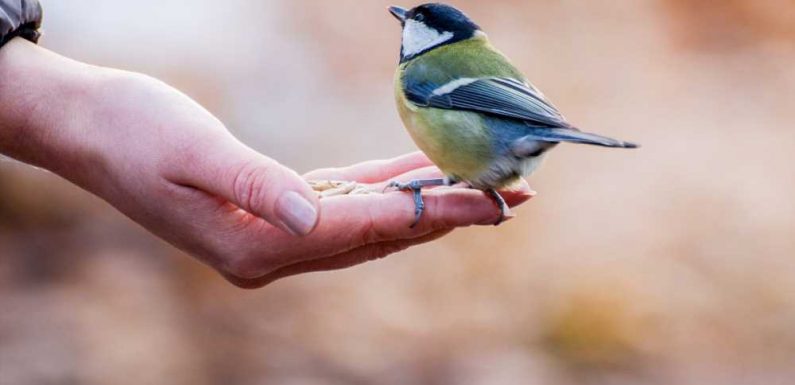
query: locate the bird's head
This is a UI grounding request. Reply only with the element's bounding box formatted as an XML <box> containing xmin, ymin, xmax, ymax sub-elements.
<box><xmin>389</xmin><ymin>3</ymin><xmax>481</xmax><ymax>62</ymax></box>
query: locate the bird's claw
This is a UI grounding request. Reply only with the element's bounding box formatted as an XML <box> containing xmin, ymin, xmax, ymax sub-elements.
<box><xmin>384</xmin><ymin>180</ymin><xmax>422</xmax><ymax>193</ymax></box>
<box><xmin>410</xmin><ymin>192</ymin><xmax>425</xmax><ymax>228</ymax></box>
<box><xmin>486</xmin><ymin>189</ymin><xmax>511</xmax><ymax>226</ymax></box>
<box><xmin>384</xmin><ymin>178</ymin><xmax>447</xmax><ymax>228</ymax></box>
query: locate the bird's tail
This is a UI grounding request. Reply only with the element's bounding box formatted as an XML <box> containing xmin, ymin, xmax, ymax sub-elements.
<box><xmin>527</xmin><ymin>127</ymin><xmax>639</xmax><ymax>149</ymax></box>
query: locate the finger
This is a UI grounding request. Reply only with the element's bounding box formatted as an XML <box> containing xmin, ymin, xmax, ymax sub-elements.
<box><xmin>224</xmin><ymin>230</ymin><xmax>452</xmax><ymax>288</ymax></box>
<box><xmin>169</xmin><ymin>135</ymin><xmax>320</xmax><ymax>236</ymax></box>
<box><xmin>225</xmin><ymin>187</ymin><xmax>534</xmax><ymax>279</ymax></box>
<box><xmin>303</xmin><ymin>151</ymin><xmax>432</xmax><ymax>183</ymax></box>
<box><xmin>320</xmin><ymin>183</ymin><xmax>534</xmax><ymax>243</ymax></box>
<box><xmin>368</xmin><ymin>170</ymin><xmax>534</xmax><ymax>208</ymax></box>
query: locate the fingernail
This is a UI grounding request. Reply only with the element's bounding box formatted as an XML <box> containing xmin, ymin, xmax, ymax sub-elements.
<box><xmin>275</xmin><ymin>191</ymin><xmax>319</xmax><ymax>236</ymax></box>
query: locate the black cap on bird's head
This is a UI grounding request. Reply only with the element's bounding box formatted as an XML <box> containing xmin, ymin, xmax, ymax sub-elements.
<box><xmin>388</xmin><ymin>3</ymin><xmax>481</xmax><ymax>62</ymax></box>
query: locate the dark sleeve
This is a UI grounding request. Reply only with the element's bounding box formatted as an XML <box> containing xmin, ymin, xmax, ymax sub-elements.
<box><xmin>0</xmin><ymin>0</ymin><xmax>42</xmax><ymax>48</ymax></box>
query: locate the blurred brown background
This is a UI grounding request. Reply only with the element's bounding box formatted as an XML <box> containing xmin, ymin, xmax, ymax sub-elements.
<box><xmin>2</xmin><ymin>1</ymin><xmax>795</xmax><ymax>384</ymax></box>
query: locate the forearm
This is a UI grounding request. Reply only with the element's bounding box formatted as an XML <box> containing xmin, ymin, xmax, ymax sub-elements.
<box><xmin>0</xmin><ymin>38</ymin><xmax>100</xmax><ymax>177</ymax></box>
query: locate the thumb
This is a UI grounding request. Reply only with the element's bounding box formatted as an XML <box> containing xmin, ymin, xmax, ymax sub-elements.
<box><xmin>175</xmin><ymin>136</ymin><xmax>320</xmax><ymax>236</ymax></box>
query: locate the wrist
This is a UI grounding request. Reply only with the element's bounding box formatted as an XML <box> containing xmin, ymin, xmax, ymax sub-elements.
<box><xmin>0</xmin><ymin>38</ymin><xmax>103</xmax><ymax>180</ymax></box>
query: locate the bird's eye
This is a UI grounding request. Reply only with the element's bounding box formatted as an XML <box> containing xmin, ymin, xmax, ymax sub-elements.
<box><xmin>414</xmin><ymin>13</ymin><xmax>425</xmax><ymax>22</ymax></box>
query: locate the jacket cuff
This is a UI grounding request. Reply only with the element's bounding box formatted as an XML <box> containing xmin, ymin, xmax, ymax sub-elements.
<box><xmin>0</xmin><ymin>0</ymin><xmax>43</xmax><ymax>48</ymax></box>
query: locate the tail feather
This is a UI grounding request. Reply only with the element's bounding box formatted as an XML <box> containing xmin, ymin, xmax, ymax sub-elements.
<box><xmin>526</xmin><ymin>127</ymin><xmax>639</xmax><ymax>149</ymax></box>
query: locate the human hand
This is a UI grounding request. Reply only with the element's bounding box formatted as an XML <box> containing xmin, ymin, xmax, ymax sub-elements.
<box><xmin>250</xmin><ymin>152</ymin><xmax>533</xmax><ymax>288</ymax></box>
<box><xmin>0</xmin><ymin>39</ymin><xmax>533</xmax><ymax>287</ymax></box>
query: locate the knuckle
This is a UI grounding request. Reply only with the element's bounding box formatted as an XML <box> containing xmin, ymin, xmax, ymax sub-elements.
<box><xmin>359</xmin><ymin>203</ymin><xmax>388</xmax><ymax>245</ymax></box>
<box><xmin>231</xmin><ymin>161</ymin><xmax>277</xmax><ymax>215</ymax></box>
<box><xmin>359</xmin><ymin>219</ymin><xmax>380</xmax><ymax>246</ymax></box>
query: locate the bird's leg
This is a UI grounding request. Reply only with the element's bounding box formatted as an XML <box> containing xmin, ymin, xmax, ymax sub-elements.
<box><xmin>486</xmin><ymin>188</ymin><xmax>510</xmax><ymax>226</ymax></box>
<box><xmin>385</xmin><ymin>178</ymin><xmax>448</xmax><ymax>228</ymax></box>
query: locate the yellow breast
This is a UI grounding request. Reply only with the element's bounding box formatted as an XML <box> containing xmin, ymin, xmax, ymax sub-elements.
<box><xmin>393</xmin><ymin>68</ymin><xmax>493</xmax><ymax>183</ymax></box>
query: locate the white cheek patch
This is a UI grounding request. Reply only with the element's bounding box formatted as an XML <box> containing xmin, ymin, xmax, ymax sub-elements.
<box><xmin>402</xmin><ymin>19</ymin><xmax>454</xmax><ymax>57</ymax></box>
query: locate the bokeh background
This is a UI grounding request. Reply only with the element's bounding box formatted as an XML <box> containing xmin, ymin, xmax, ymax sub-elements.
<box><xmin>2</xmin><ymin>0</ymin><xmax>795</xmax><ymax>384</ymax></box>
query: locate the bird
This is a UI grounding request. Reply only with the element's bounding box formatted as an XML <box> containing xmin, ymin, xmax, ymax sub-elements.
<box><xmin>386</xmin><ymin>3</ymin><xmax>638</xmax><ymax>228</ymax></box>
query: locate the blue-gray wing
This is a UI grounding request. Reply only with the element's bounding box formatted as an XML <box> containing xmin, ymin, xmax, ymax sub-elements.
<box><xmin>404</xmin><ymin>76</ymin><xmax>639</xmax><ymax>149</ymax></box>
<box><xmin>404</xmin><ymin>77</ymin><xmax>570</xmax><ymax>128</ymax></box>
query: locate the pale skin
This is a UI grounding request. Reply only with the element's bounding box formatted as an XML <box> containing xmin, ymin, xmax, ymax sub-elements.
<box><xmin>0</xmin><ymin>38</ymin><xmax>533</xmax><ymax>288</ymax></box>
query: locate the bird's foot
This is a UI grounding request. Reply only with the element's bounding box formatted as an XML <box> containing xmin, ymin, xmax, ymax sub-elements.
<box><xmin>384</xmin><ymin>178</ymin><xmax>448</xmax><ymax>228</ymax></box>
<box><xmin>486</xmin><ymin>188</ymin><xmax>512</xmax><ymax>226</ymax></box>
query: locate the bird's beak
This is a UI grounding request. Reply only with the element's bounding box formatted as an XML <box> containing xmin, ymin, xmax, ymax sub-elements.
<box><xmin>388</xmin><ymin>6</ymin><xmax>408</xmax><ymax>23</ymax></box>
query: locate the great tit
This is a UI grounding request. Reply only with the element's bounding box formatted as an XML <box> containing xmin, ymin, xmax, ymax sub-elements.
<box><xmin>387</xmin><ymin>3</ymin><xmax>638</xmax><ymax>227</ymax></box>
